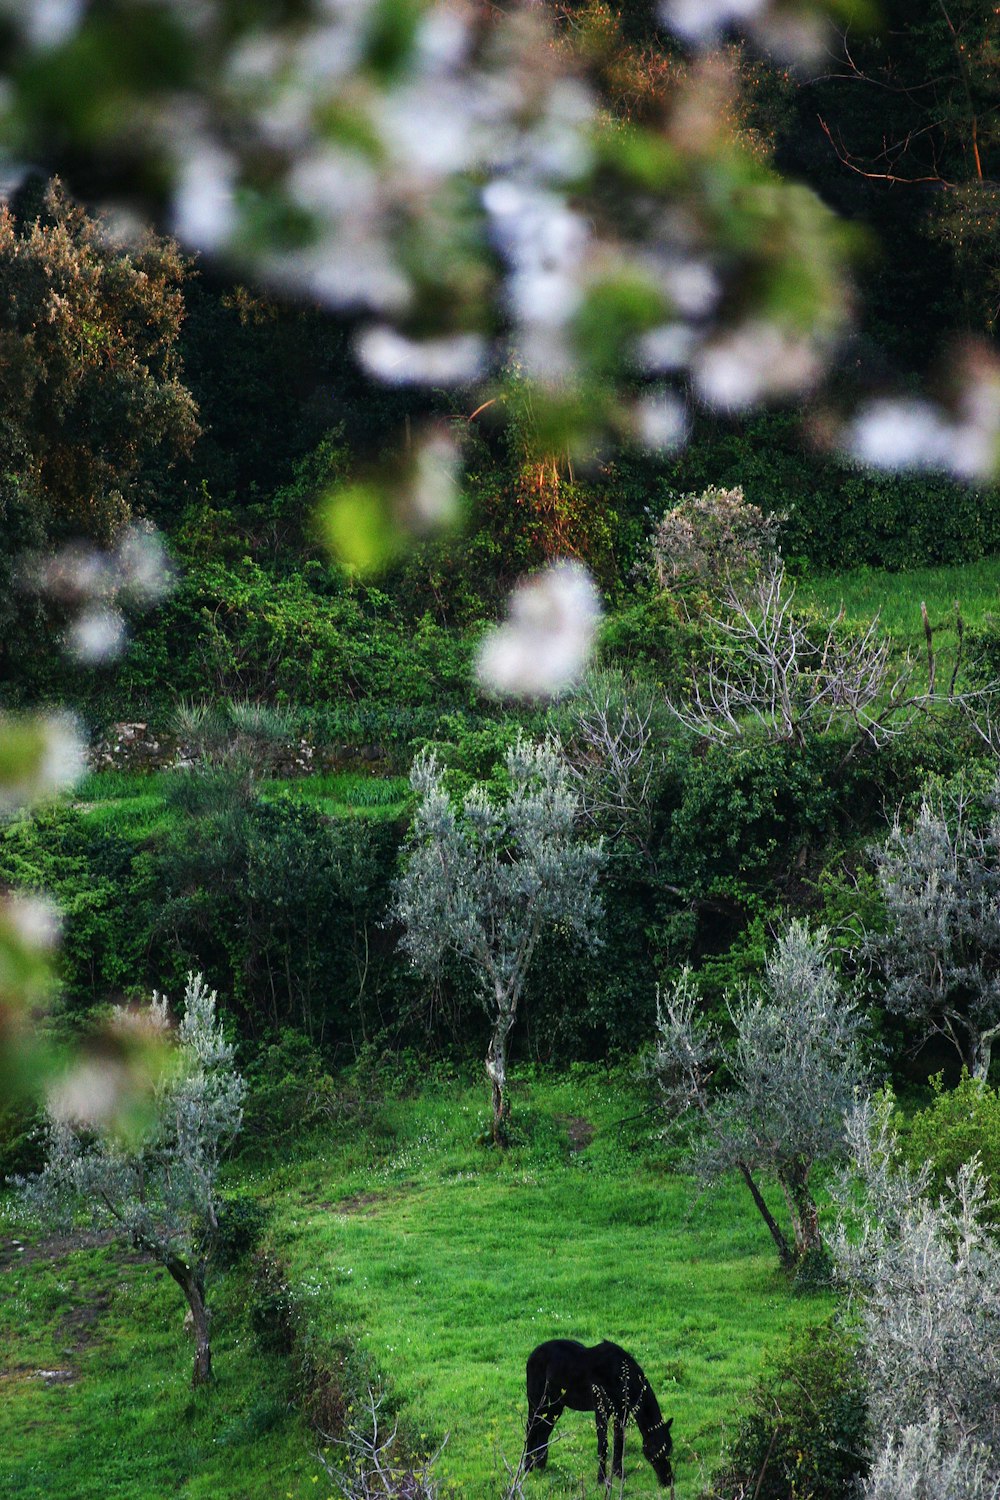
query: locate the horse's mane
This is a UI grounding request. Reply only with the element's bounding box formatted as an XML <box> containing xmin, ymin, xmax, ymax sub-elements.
<box><xmin>635</xmin><ymin>1376</ymin><xmax>672</xmax><ymax>1459</ymax></box>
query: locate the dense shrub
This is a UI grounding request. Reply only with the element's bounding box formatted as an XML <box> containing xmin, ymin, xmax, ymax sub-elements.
<box><xmin>240</xmin><ymin>1030</ymin><xmax>357</xmax><ymax>1148</ymax></box>
<box><xmin>0</xmin><ymin>1098</ymin><xmax>44</xmax><ymax>1180</ymax></box>
<box><xmin>153</xmin><ymin>778</ymin><xmax>405</xmax><ymax>1046</ymax></box>
<box><xmin>213</xmin><ymin>1192</ymin><xmax>270</xmax><ymax>1268</ymax></box>
<box><xmin>902</xmin><ymin>1071</ymin><xmax>1000</xmax><ymax>1217</ymax></box>
<box><xmin>612</xmin><ymin>412</ymin><xmax>1000</xmax><ymax>572</ymax></box>
<box><xmin>0</xmin><ymin>804</ymin><xmax>156</xmax><ymax>1013</ymax></box>
<box><xmin>710</xmin><ymin>1320</ymin><xmax>867</xmax><ymax>1500</ymax></box>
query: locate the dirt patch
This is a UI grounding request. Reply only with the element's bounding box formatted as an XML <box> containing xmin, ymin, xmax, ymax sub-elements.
<box><xmin>56</xmin><ymin>1290</ymin><xmax>113</xmax><ymax>1352</ymax></box>
<box><xmin>0</xmin><ymin>1230</ymin><xmax>150</xmax><ymax>1273</ymax></box>
<box><xmin>328</xmin><ymin>1191</ymin><xmax>387</xmax><ymax>1216</ymax></box>
<box><xmin>559</xmin><ymin>1116</ymin><xmax>596</xmax><ymax>1153</ymax></box>
<box><xmin>0</xmin><ymin>1229</ymin><xmax>119</xmax><ymax>1271</ymax></box>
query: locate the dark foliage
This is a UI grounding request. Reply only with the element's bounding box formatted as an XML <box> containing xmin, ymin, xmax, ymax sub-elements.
<box><xmin>710</xmin><ymin>1321</ymin><xmax>868</xmax><ymax>1500</ymax></box>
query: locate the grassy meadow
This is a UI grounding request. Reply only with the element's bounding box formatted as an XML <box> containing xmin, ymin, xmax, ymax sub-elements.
<box><xmin>12</xmin><ymin>558</ymin><xmax>1000</xmax><ymax>1496</ymax></box>
<box><xmin>0</xmin><ymin>1223</ymin><xmax>312</xmax><ymax>1500</ymax></box>
<box><xmin>270</xmin><ymin>1070</ymin><xmax>832</xmax><ymax>1498</ymax></box>
<box><xmin>796</xmin><ymin>557</ymin><xmax>1000</xmax><ymax>650</ymax></box>
<box><xmin>70</xmin><ymin>768</ymin><xmax>413</xmax><ymax>840</ymax></box>
<box><xmin>1</xmin><ymin>1070</ymin><xmax>831</xmax><ymax>1500</ymax></box>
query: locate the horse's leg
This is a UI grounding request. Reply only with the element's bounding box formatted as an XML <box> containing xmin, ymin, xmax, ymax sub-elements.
<box><xmin>611</xmin><ymin>1417</ymin><xmax>625</xmax><ymax>1479</ymax></box>
<box><xmin>525</xmin><ymin>1402</ymin><xmax>562</xmax><ymax>1471</ymax></box>
<box><xmin>594</xmin><ymin>1405</ymin><xmax>610</xmax><ymax>1487</ymax></box>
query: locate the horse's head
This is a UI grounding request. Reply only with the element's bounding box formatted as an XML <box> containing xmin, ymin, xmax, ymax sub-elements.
<box><xmin>643</xmin><ymin>1415</ymin><xmax>673</xmax><ymax>1487</ymax></box>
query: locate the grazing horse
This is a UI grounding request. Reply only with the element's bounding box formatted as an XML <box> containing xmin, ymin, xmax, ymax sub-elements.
<box><xmin>524</xmin><ymin>1339</ymin><xmax>674</xmax><ymax>1489</ymax></box>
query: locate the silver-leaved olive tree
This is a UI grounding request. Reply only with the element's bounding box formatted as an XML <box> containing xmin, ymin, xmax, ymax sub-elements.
<box><xmin>394</xmin><ymin>736</ymin><xmax>605</xmax><ymax>1145</ymax></box>
<box><xmin>653</xmin><ymin>921</ymin><xmax>868</xmax><ymax>1265</ymax></box>
<box><xmin>20</xmin><ymin>973</ymin><xmax>245</xmax><ymax>1387</ymax></box>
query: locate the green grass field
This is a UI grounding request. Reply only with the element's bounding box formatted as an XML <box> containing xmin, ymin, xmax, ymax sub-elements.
<box><xmin>0</xmin><ymin>1222</ymin><xmax>312</xmax><ymax>1500</ymax></box>
<box><xmin>796</xmin><ymin>558</ymin><xmax>1000</xmax><ymax>647</ymax></box>
<box><xmin>0</xmin><ymin>1070</ymin><xmax>831</xmax><ymax>1499</ymax></box>
<box><xmin>70</xmin><ymin>769</ymin><xmax>412</xmax><ymax>838</ymax></box>
<box><xmin>267</xmin><ymin>1070</ymin><xmax>832</xmax><ymax>1499</ymax></box>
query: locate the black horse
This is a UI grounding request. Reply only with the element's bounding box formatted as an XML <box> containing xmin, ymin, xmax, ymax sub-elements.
<box><xmin>525</xmin><ymin>1339</ymin><xmax>674</xmax><ymax>1488</ymax></box>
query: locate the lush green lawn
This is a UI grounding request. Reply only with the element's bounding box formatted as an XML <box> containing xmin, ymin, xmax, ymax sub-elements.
<box><xmin>70</xmin><ymin>768</ymin><xmax>412</xmax><ymax>837</ymax></box>
<box><xmin>796</xmin><ymin>557</ymin><xmax>1000</xmax><ymax>647</ymax></box>
<box><xmin>1</xmin><ymin>1070</ymin><xmax>832</xmax><ymax>1499</ymax></box>
<box><xmin>267</xmin><ymin>1070</ymin><xmax>833</xmax><ymax>1500</ymax></box>
<box><xmin>0</xmin><ymin>1219</ymin><xmax>313</xmax><ymax>1500</ymax></box>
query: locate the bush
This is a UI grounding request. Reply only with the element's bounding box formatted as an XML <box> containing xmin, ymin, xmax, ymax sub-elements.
<box><xmin>214</xmin><ymin>1192</ymin><xmax>270</xmax><ymax>1268</ymax></box>
<box><xmin>646</xmin><ymin>484</ymin><xmax>781</xmax><ymax>596</ymax></box>
<box><xmin>0</xmin><ymin>1099</ymin><xmax>45</xmax><ymax>1180</ymax></box>
<box><xmin>710</xmin><ymin>1320</ymin><xmax>868</xmax><ymax>1500</ymax></box>
<box><xmin>241</xmin><ymin>1030</ymin><xmax>352</xmax><ymax>1148</ymax></box>
<box><xmin>902</xmin><ymin>1071</ymin><xmax>1000</xmax><ymax>1218</ymax></box>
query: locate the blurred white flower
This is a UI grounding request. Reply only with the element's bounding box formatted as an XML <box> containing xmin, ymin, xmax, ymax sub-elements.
<box><xmin>846</xmin><ymin>394</ymin><xmax>1000</xmax><ymax>480</ymax></box>
<box><xmin>0</xmin><ymin>713</ymin><xmax>88</xmax><ymax>811</ymax></box>
<box><xmin>846</xmin><ymin>399</ymin><xmax>960</xmax><ymax>472</ymax></box>
<box><xmin>637</xmin><ymin>323</ymin><xmax>697</xmax><ymax>373</ymax></box>
<box><xmin>67</xmin><ymin>605</ymin><xmax>127</xmax><ymax>665</ymax></box>
<box><xmin>659</xmin><ymin>0</ymin><xmax>766</xmax><ymax>44</ymax></box>
<box><xmin>32</xmin><ymin>544</ymin><xmax>114</xmax><ymax>604</ymax></box>
<box><xmin>48</xmin><ymin>1057</ymin><xmax>133</xmax><ymax>1129</ymax></box>
<box><xmin>414</xmin><ymin>5</ymin><xmax>472</xmax><ymax>72</ymax></box>
<box><xmin>753</xmin><ymin>12</ymin><xmax>829</xmax><ymax>63</ymax></box>
<box><xmin>5</xmin><ymin>0</ymin><xmax>84</xmax><ymax>48</ymax></box>
<box><xmin>376</xmin><ymin>81</ymin><xmax>482</xmax><ymax>176</ymax></box>
<box><xmin>356</xmin><ymin>326</ymin><xmax>486</xmax><ymax>386</ymax></box>
<box><xmin>692</xmin><ymin>321</ymin><xmax>822</xmax><ymax>410</ymax></box>
<box><xmin>661</xmin><ymin>259</ymin><xmax>721</xmax><ymax>318</ymax></box>
<box><xmin>115</xmin><ymin>526</ymin><xmax>174</xmax><ymax>606</ymax></box>
<box><xmin>408</xmin><ymin>432</ymin><xmax>461</xmax><ymax>529</ymax></box>
<box><xmin>4</xmin><ymin>894</ymin><xmax>61</xmax><ymax>952</ymax></box>
<box><xmin>171</xmin><ymin>138</ymin><xmax>238</xmax><ymax>253</ymax></box>
<box><xmin>633</xmin><ymin>391</ymin><xmax>690</xmax><ymax>450</ymax></box>
<box><xmin>476</xmin><ymin>561</ymin><xmax>602</xmax><ymax>699</ymax></box>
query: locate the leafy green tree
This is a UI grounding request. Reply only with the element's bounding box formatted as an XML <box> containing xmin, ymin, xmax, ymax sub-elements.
<box><xmin>20</xmin><ymin>974</ymin><xmax>245</xmax><ymax>1388</ymax></box>
<box><xmin>0</xmin><ymin>180</ymin><xmax>198</xmax><ymax>540</ymax></box>
<box><xmin>394</xmin><ymin>737</ymin><xmax>605</xmax><ymax>1143</ymax></box>
<box><xmin>0</xmin><ymin>181</ymin><xmax>199</xmax><ymax>673</ymax></box>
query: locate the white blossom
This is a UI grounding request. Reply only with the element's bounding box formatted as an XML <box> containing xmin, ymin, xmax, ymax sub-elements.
<box><xmin>476</xmin><ymin>561</ymin><xmax>602</xmax><ymax>699</ymax></box>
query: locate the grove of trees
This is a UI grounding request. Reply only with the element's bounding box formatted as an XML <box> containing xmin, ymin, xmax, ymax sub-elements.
<box><xmin>5</xmin><ymin>2</ymin><xmax>1000</xmax><ymax>1496</ymax></box>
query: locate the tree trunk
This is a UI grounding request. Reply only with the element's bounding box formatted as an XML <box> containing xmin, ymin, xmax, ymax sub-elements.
<box><xmin>166</xmin><ymin>1256</ymin><xmax>212</xmax><ymax>1386</ymax></box>
<box><xmin>485</xmin><ymin>1001</ymin><xmax>516</xmax><ymax>1147</ymax></box>
<box><xmin>971</xmin><ymin>1022</ymin><xmax>1000</xmax><ymax>1082</ymax></box>
<box><xmin>737</xmin><ymin>1162</ymin><xmax>794</xmax><ymax>1268</ymax></box>
<box><xmin>778</xmin><ymin>1161</ymin><xmax>822</xmax><ymax>1259</ymax></box>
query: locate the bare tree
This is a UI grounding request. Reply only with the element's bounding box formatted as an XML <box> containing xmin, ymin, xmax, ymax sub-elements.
<box><xmin>20</xmin><ymin>974</ymin><xmax>245</xmax><ymax>1386</ymax></box>
<box><xmin>394</xmin><ymin>736</ymin><xmax>605</xmax><ymax>1145</ymax></box>
<box><xmin>317</xmin><ymin>1387</ymin><xmax>445</xmax><ymax>1499</ymax></box>
<box><xmin>652</xmin><ymin>922</ymin><xmax>868</xmax><ymax>1265</ymax></box>
<box><xmin>668</xmin><ymin>555</ymin><xmax>968</xmax><ymax>751</ymax></box>
<box><xmin>870</xmin><ymin>774</ymin><xmax>1000</xmax><ymax>1079</ymax></box>
<box><xmin>564</xmin><ymin>670</ymin><xmax>669</xmax><ymax>874</ymax></box>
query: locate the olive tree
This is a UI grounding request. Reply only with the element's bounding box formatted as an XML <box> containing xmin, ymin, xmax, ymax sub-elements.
<box><xmin>652</xmin><ymin>921</ymin><xmax>868</xmax><ymax>1265</ymax></box>
<box><xmin>20</xmin><ymin>973</ymin><xmax>245</xmax><ymax>1387</ymax></box>
<box><xmin>869</xmin><ymin>776</ymin><xmax>1000</xmax><ymax>1080</ymax></box>
<box><xmin>829</xmin><ymin>1095</ymin><xmax>1000</xmax><ymax>1496</ymax></box>
<box><xmin>394</xmin><ymin>736</ymin><xmax>604</xmax><ymax>1144</ymax></box>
